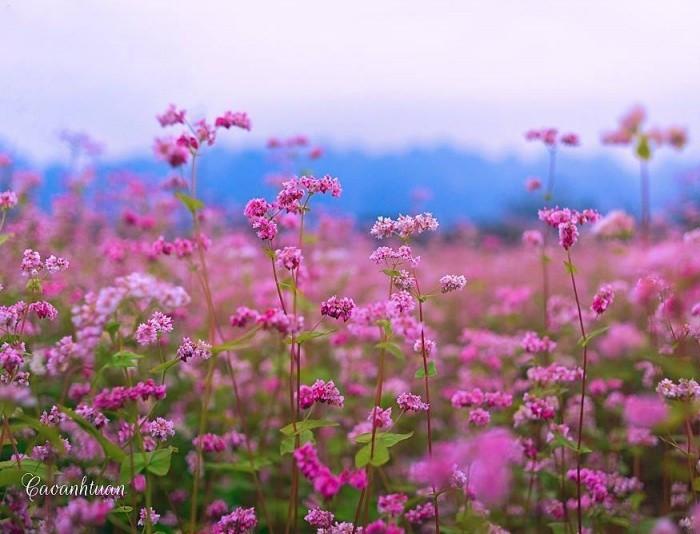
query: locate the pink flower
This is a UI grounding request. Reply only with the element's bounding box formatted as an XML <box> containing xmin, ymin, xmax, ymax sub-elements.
<box><xmin>156</xmin><ymin>104</ymin><xmax>186</xmax><ymax>127</ymax></box>
<box><xmin>215</xmin><ymin>111</ymin><xmax>251</xmax><ymax>131</ymax></box>
<box><xmin>522</xmin><ymin>230</ymin><xmax>544</xmax><ymax>247</ymax></box>
<box><xmin>276</xmin><ymin>246</ymin><xmax>303</xmax><ymax>270</ymax></box>
<box><xmin>212</xmin><ymin>507</ymin><xmax>257</xmax><ymax>533</ymax></box>
<box><xmin>153</xmin><ymin>137</ymin><xmax>189</xmax><ymax>167</ymax></box>
<box><xmin>0</xmin><ymin>190</ymin><xmax>18</xmax><ymax>209</ymax></box>
<box><xmin>378</xmin><ymin>493</ymin><xmax>407</xmax><ymax>517</ymax></box>
<box><xmin>396</xmin><ymin>392</ymin><xmax>429</xmax><ymax>413</ymax></box>
<box><xmin>368</xmin><ymin>406</ymin><xmax>392</xmax><ymax>428</ymax></box>
<box><xmin>321</xmin><ymin>296</ymin><xmax>356</xmax><ymax>322</ymax></box>
<box><xmin>177</xmin><ymin>337</ymin><xmax>212</xmax><ymax>362</ymax></box>
<box><xmin>558</xmin><ymin>221</ymin><xmax>579</xmax><ymax>250</ymax></box>
<box><xmin>468</xmin><ymin>408</ymin><xmax>491</xmax><ymax>426</ymax></box>
<box><xmin>525</xmin><ymin>177</ymin><xmax>542</xmax><ymax>191</ymax></box>
<box><xmin>591</xmin><ymin>284</ymin><xmax>615</xmax><ymax>315</ymax></box>
<box><xmin>439</xmin><ymin>274</ymin><xmax>467</xmax><ymax>294</ymax></box>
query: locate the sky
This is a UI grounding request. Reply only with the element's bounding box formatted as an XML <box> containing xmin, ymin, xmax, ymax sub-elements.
<box><xmin>1</xmin><ymin>0</ymin><xmax>700</xmax><ymax>165</ymax></box>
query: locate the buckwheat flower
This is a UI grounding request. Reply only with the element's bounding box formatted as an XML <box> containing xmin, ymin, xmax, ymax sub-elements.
<box><xmin>75</xmin><ymin>404</ymin><xmax>109</xmax><ymax>428</ymax></box>
<box><xmin>521</xmin><ymin>331</ymin><xmax>556</xmax><ymax>353</ymax></box>
<box><xmin>396</xmin><ymin>392</ymin><xmax>429</xmax><ymax>413</ymax></box>
<box><xmin>310</xmin><ymin>379</ymin><xmax>345</xmax><ymax>407</ymax></box>
<box><xmin>440</xmin><ymin>274</ymin><xmax>467</xmax><ymax>294</ymax></box>
<box><xmin>0</xmin><ymin>190</ymin><xmax>18</xmax><ymax>209</ymax></box>
<box><xmin>193</xmin><ymin>433</ymin><xmax>226</xmax><ymax>453</ymax></box>
<box><xmin>276</xmin><ymin>180</ymin><xmax>305</xmax><ymax>213</ymax></box>
<box><xmin>146</xmin><ymin>417</ymin><xmax>175</xmax><ymax>441</ymax></box>
<box><xmin>305</xmin><ymin>507</ymin><xmax>335</xmax><ymax>528</ymax></box>
<box><xmin>525</xmin><ymin>177</ymin><xmax>542</xmax><ymax>191</ymax></box>
<box><xmin>378</xmin><ymin>493</ymin><xmax>408</xmax><ymax>517</ymax></box>
<box><xmin>451</xmin><ymin>388</ymin><xmax>485</xmax><ymax>408</ymax></box>
<box><xmin>405</xmin><ymin>502</ymin><xmax>435</xmax><ymax>524</ymax></box>
<box><xmin>522</xmin><ymin>230</ymin><xmax>544</xmax><ymax>247</ymax></box>
<box><xmin>243</xmin><ymin>198</ymin><xmax>271</xmax><ymax>219</ymax></box>
<box><xmin>370</xmin><ymin>217</ymin><xmax>397</xmax><ymax>239</ymax></box>
<box><xmin>321</xmin><ymin>296</ymin><xmax>356</xmax><ymax>322</ymax></box>
<box><xmin>150</xmin><ymin>311</ymin><xmax>173</xmax><ymax>332</ymax></box>
<box><xmin>527</xmin><ymin>364</ymin><xmax>582</xmax><ymax>385</ymax></box>
<box><xmin>177</xmin><ymin>337</ymin><xmax>212</xmax><ymax>362</ymax></box>
<box><xmin>413</xmin><ymin>338</ymin><xmax>435</xmax><ymax>355</ymax></box>
<box><xmin>560</xmin><ymin>132</ymin><xmax>580</xmax><ymax>146</ymax></box>
<box><xmin>135</xmin><ymin>322</ymin><xmax>157</xmax><ymax>345</ymax></box>
<box><xmin>29</xmin><ymin>301</ymin><xmax>58</xmax><ymax>320</ymax></box>
<box><xmin>229</xmin><ymin>306</ymin><xmax>260</xmax><ymax>327</ymax></box>
<box><xmin>294</xmin><ymin>442</ymin><xmax>325</xmax><ymax>479</ymax></box>
<box><xmin>215</xmin><ymin>111</ymin><xmax>251</xmax><ymax>131</ymax></box>
<box><xmin>592</xmin><ymin>210</ymin><xmax>635</xmax><ymax>239</ymax></box>
<box><xmin>468</xmin><ymin>408</ymin><xmax>491</xmax><ymax>426</ymax></box>
<box><xmin>390</xmin><ymin>290</ymin><xmax>416</xmax><ymax>315</ymax></box>
<box><xmin>40</xmin><ymin>405</ymin><xmax>66</xmax><ymax>426</ymax></box>
<box><xmin>206</xmin><ymin>500</ymin><xmax>229</xmax><ymax>520</ymax></box>
<box><xmin>138</xmin><ymin>507</ymin><xmax>160</xmax><ymax>527</ymax></box>
<box><xmin>394</xmin><ymin>269</ymin><xmax>416</xmax><ymax>290</ymax></box>
<box><xmin>591</xmin><ymin>284</ymin><xmax>615</xmax><ymax>315</ymax></box>
<box><xmin>156</xmin><ymin>104</ymin><xmax>186</xmax><ymax>127</ymax></box>
<box><xmin>21</xmin><ymin>249</ymin><xmax>43</xmax><ymax>277</ymax></box>
<box><xmin>558</xmin><ymin>221</ymin><xmax>578</xmax><ymax>250</ymax></box>
<box><xmin>153</xmin><ymin>137</ymin><xmax>189</xmax><ymax>167</ymax></box>
<box><xmin>368</xmin><ymin>406</ymin><xmax>392</xmax><ymax>428</ymax></box>
<box><xmin>656</xmin><ymin>378</ymin><xmax>700</xmax><ymax>400</ymax></box>
<box><xmin>44</xmin><ymin>254</ymin><xmax>70</xmax><ymax>274</ymax></box>
<box><xmin>276</xmin><ymin>246</ymin><xmax>303</xmax><ymax>270</ymax></box>
<box><xmin>250</xmin><ymin>217</ymin><xmax>278</xmax><ymax>241</ymax></box>
<box><xmin>665</xmin><ymin>126</ymin><xmax>688</xmax><ymax>149</ymax></box>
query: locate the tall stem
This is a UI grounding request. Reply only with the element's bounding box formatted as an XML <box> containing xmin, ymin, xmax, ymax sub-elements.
<box><xmin>566</xmin><ymin>250</ymin><xmax>588</xmax><ymax>534</ymax></box>
<box><xmin>415</xmin><ymin>277</ymin><xmax>440</xmax><ymax>534</ymax></box>
<box><xmin>640</xmin><ymin>160</ymin><xmax>650</xmax><ymax>243</ymax></box>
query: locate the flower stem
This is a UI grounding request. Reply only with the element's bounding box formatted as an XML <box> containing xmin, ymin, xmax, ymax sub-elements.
<box><xmin>566</xmin><ymin>250</ymin><xmax>588</xmax><ymax>534</ymax></box>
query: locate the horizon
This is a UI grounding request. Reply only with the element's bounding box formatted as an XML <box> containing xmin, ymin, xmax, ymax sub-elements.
<box><xmin>2</xmin><ymin>0</ymin><xmax>699</xmax><ymax>166</ymax></box>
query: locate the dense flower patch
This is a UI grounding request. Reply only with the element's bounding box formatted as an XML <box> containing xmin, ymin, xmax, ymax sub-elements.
<box><xmin>0</xmin><ymin>105</ymin><xmax>699</xmax><ymax>533</ymax></box>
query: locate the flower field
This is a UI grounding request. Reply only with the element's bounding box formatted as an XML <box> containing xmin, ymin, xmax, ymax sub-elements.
<box><xmin>1</xmin><ymin>105</ymin><xmax>700</xmax><ymax>534</ymax></box>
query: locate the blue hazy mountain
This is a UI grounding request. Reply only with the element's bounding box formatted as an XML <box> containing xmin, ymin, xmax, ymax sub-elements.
<box><xmin>22</xmin><ymin>146</ymin><xmax>699</xmax><ymax>225</ymax></box>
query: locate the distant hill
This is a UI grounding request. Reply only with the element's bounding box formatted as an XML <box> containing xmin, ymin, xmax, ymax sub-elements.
<box><xmin>12</xmin><ymin>145</ymin><xmax>699</xmax><ymax>226</ymax></box>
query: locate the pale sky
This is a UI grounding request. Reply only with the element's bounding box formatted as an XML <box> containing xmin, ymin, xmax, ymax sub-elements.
<box><xmin>1</xmin><ymin>0</ymin><xmax>699</xmax><ymax>165</ymax></box>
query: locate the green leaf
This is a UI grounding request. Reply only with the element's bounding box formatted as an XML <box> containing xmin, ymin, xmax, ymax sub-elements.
<box><xmin>212</xmin><ymin>328</ymin><xmax>260</xmax><ymax>355</ymax></box>
<box><xmin>548</xmin><ymin>523</ymin><xmax>569</xmax><ymax>534</ymax></box>
<box><xmin>149</xmin><ymin>358</ymin><xmax>180</xmax><ymax>374</ymax></box>
<box><xmin>109</xmin><ymin>351</ymin><xmax>143</xmax><ymax>369</ymax></box>
<box><xmin>104</xmin><ymin>321</ymin><xmax>120</xmax><ymax>337</ymax></box>
<box><xmin>147</xmin><ymin>447</ymin><xmax>173</xmax><ymax>476</ymax></box>
<box><xmin>382</xmin><ymin>269</ymin><xmax>401</xmax><ymax>277</ymax></box>
<box><xmin>118</xmin><ymin>448</ymin><xmax>175</xmax><ymax>483</ymax></box>
<box><xmin>636</xmin><ymin>135</ymin><xmax>651</xmax><ymax>160</ymax></box>
<box><xmin>280</xmin><ymin>419</ymin><xmax>338</xmax><ymax>436</ymax></box>
<box><xmin>12</xmin><ymin>414</ymin><xmax>66</xmax><ymax>453</ymax></box>
<box><xmin>355</xmin><ymin>442</ymin><xmax>390</xmax><ymax>468</ymax></box>
<box><xmin>280</xmin><ymin>429</ymin><xmax>315</xmax><ymax>455</ymax></box>
<box><xmin>293</xmin><ymin>329</ymin><xmax>336</xmax><ymax>344</ymax></box>
<box><xmin>375</xmin><ymin>341</ymin><xmax>404</xmax><ymax>361</ymax></box>
<box><xmin>563</xmin><ymin>259</ymin><xmax>577</xmax><ymax>275</ymax></box>
<box><xmin>415</xmin><ymin>361</ymin><xmax>437</xmax><ymax>379</ymax></box>
<box><xmin>579</xmin><ymin>326</ymin><xmax>609</xmax><ymax>347</ymax></box>
<box><xmin>0</xmin><ymin>233</ymin><xmax>10</xmax><ymax>246</ymax></box>
<box><xmin>175</xmin><ymin>191</ymin><xmax>204</xmax><ymax>214</ymax></box>
<box><xmin>111</xmin><ymin>506</ymin><xmax>134</xmax><ymax>514</ymax></box>
<box><xmin>355</xmin><ymin>431</ymin><xmax>413</xmax><ymax>448</ymax></box>
<box><xmin>549</xmin><ymin>433</ymin><xmax>592</xmax><ymax>454</ymax></box>
<box><xmin>62</xmin><ymin>407</ymin><xmax>125</xmax><ymax>462</ymax></box>
<box><xmin>0</xmin><ymin>462</ymin><xmax>50</xmax><ymax>487</ymax></box>
<box><xmin>207</xmin><ymin>457</ymin><xmax>273</xmax><ymax>473</ymax></box>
